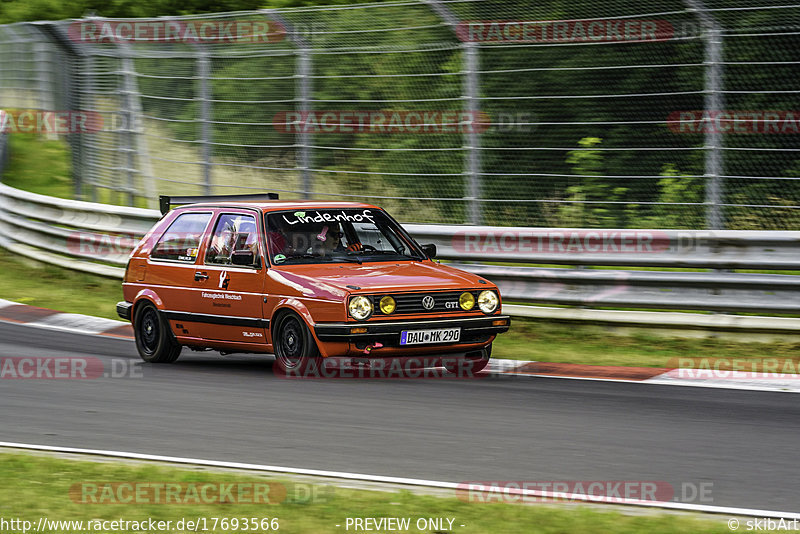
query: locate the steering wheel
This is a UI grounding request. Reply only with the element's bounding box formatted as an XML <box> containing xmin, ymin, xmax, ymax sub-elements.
<box><xmin>348</xmin><ymin>243</ymin><xmax>378</xmax><ymax>254</ymax></box>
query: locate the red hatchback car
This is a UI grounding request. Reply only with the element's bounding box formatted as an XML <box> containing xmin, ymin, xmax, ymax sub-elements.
<box><xmin>117</xmin><ymin>194</ymin><xmax>510</xmax><ymax>374</ymax></box>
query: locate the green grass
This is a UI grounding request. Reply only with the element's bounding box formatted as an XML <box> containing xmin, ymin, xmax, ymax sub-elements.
<box><xmin>0</xmin><ymin>249</ymin><xmax>122</xmax><ymax>320</ymax></box>
<box><xmin>491</xmin><ymin>317</ymin><xmax>800</xmax><ymax>367</ymax></box>
<box><xmin>3</xmin><ymin>134</ymin><xmax>150</xmax><ymax>207</ymax></box>
<box><xmin>3</xmin><ymin>134</ymin><xmax>73</xmax><ymax>199</ymax></box>
<box><xmin>0</xmin><ymin>451</ymin><xmax>729</xmax><ymax>534</ymax></box>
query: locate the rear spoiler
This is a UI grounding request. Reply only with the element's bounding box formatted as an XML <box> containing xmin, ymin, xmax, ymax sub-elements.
<box><xmin>159</xmin><ymin>193</ymin><xmax>280</xmax><ymax>216</ymax></box>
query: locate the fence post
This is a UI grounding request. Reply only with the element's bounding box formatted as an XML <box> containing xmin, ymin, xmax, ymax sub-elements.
<box><xmin>424</xmin><ymin>0</ymin><xmax>482</xmax><ymax>224</ymax></box>
<box><xmin>266</xmin><ymin>10</ymin><xmax>313</xmax><ymax>199</ymax></box>
<box><xmin>1</xmin><ymin>25</ymin><xmax>30</xmax><ymax>109</ymax></box>
<box><xmin>34</xmin><ymin>40</ymin><xmax>53</xmax><ymax>114</ymax></box>
<box><xmin>84</xmin><ymin>53</ymin><xmax>97</xmax><ymax>203</ymax></box>
<box><xmin>704</xmin><ymin>26</ymin><xmax>724</xmax><ymax>230</ymax></box>
<box><xmin>684</xmin><ymin>0</ymin><xmax>724</xmax><ymax>229</ymax></box>
<box><xmin>119</xmin><ymin>46</ymin><xmax>137</xmax><ymax>206</ymax></box>
<box><xmin>31</xmin><ymin>21</ymin><xmax>102</xmax><ymax>202</ymax></box>
<box><xmin>297</xmin><ymin>47</ymin><xmax>312</xmax><ymax>199</ymax></box>
<box><xmin>463</xmin><ymin>41</ymin><xmax>481</xmax><ymax>225</ymax></box>
<box><xmin>197</xmin><ymin>47</ymin><xmax>213</xmax><ymax>196</ymax></box>
<box><xmin>67</xmin><ymin>51</ymin><xmax>86</xmax><ymax>202</ymax></box>
<box><xmin>0</xmin><ymin>112</ymin><xmax>8</xmax><ymax>175</ymax></box>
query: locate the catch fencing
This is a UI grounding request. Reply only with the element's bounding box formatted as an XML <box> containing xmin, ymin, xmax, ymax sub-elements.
<box><xmin>0</xmin><ymin>1</ymin><xmax>799</xmax><ymax>229</ymax></box>
<box><xmin>0</xmin><ymin>182</ymin><xmax>797</xmax><ymax>320</ymax></box>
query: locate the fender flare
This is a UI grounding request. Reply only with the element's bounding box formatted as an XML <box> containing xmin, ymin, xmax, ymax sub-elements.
<box><xmin>270</xmin><ymin>298</ymin><xmax>332</xmax><ymax>358</ymax></box>
<box><xmin>131</xmin><ymin>289</ymin><xmax>167</xmax><ymax>330</ymax></box>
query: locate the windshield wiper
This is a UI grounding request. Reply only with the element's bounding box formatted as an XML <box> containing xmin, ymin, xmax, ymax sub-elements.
<box><xmin>336</xmin><ymin>255</ymin><xmax>362</xmax><ymax>264</ymax></box>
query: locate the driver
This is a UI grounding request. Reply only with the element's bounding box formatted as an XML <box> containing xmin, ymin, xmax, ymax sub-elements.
<box><xmin>313</xmin><ymin>223</ymin><xmax>346</xmax><ymax>256</ymax></box>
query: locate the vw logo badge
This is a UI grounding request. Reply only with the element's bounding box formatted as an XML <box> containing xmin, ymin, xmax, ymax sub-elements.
<box><xmin>422</xmin><ymin>295</ymin><xmax>435</xmax><ymax>310</ymax></box>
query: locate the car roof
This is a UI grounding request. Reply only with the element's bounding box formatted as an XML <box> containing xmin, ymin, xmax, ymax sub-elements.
<box><xmin>174</xmin><ymin>200</ymin><xmax>381</xmax><ymax>212</ymax></box>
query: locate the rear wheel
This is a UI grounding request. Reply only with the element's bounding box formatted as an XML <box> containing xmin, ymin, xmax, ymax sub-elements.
<box><xmin>134</xmin><ymin>302</ymin><xmax>181</xmax><ymax>363</ymax></box>
<box><xmin>273</xmin><ymin>312</ymin><xmax>320</xmax><ymax>375</ymax></box>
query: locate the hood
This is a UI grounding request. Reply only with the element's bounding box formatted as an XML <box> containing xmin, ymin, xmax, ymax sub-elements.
<box><xmin>270</xmin><ymin>261</ymin><xmax>487</xmax><ymax>296</ymax></box>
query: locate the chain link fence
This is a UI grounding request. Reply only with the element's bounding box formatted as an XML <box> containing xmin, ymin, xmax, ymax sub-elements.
<box><xmin>0</xmin><ymin>0</ymin><xmax>798</xmax><ymax>228</ymax></box>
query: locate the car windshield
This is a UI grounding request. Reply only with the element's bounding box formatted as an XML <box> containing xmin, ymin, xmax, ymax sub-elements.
<box><xmin>265</xmin><ymin>208</ymin><xmax>425</xmax><ymax>265</ymax></box>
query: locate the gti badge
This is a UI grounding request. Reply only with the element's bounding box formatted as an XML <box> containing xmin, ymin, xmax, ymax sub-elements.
<box><xmin>422</xmin><ymin>295</ymin><xmax>435</xmax><ymax>310</ymax></box>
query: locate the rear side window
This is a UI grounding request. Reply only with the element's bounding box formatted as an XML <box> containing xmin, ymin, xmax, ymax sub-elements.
<box><xmin>151</xmin><ymin>212</ymin><xmax>212</xmax><ymax>262</ymax></box>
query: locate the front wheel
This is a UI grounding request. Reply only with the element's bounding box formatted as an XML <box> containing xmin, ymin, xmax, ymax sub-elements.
<box><xmin>272</xmin><ymin>312</ymin><xmax>321</xmax><ymax>376</ymax></box>
<box><xmin>134</xmin><ymin>302</ymin><xmax>181</xmax><ymax>363</ymax></box>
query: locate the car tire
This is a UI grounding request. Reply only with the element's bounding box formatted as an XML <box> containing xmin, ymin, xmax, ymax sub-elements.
<box><xmin>445</xmin><ymin>344</ymin><xmax>491</xmax><ymax>376</ymax></box>
<box><xmin>273</xmin><ymin>312</ymin><xmax>321</xmax><ymax>376</ymax></box>
<box><xmin>134</xmin><ymin>302</ymin><xmax>181</xmax><ymax>363</ymax></box>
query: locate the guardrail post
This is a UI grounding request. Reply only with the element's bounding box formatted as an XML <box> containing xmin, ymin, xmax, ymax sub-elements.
<box><xmin>424</xmin><ymin>0</ymin><xmax>482</xmax><ymax>224</ymax></box>
<box><xmin>197</xmin><ymin>47</ymin><xmax>213</xmax><ymax>196</ymax></box>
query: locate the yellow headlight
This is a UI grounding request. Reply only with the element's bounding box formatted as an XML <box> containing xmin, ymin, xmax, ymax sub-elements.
<box><xmin>459</xmin><ymin>292</ymin><xmax>475</xmax><ymax>311</ymax></box>
<box><xmin>379</xmin><ymin>295</ymin><xmax>396</xmax><ymax>314</ymax></box>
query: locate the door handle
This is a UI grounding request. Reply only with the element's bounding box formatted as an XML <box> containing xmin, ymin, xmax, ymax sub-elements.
<box><xmin>195</xmin><ymin>272</ymin><xmax>209</xmax><ymax>281</ymax></box>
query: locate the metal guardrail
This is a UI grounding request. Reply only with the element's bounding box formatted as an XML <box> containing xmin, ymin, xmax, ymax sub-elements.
<box><xmin>0</xmin><ymin>183</ymin><xmax>798</xmax><ymax>324</ymax></box>
<box><xmin>0</xmin><ymin>183</ymin><xmax>156</xmax><ymax>277</ymax></box>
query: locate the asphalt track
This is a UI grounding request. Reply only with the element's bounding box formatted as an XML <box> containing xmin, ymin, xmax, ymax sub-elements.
<box><xmin>0</xmin><ymin>320</ymin><xmax>798</xmax><ymax>513</ymax></box>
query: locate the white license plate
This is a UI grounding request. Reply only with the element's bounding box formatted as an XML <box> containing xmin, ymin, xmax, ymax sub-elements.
<box><xmin>400</xmin><ymin>328</ymin><xmax>461</xmax><ymax>345</ymax></box>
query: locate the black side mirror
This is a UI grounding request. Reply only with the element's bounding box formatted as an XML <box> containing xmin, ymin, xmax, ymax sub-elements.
<box><xmin>421</xmin><ymin>243</ymin><xmax>437</xmax><ymax>259</ymax></box>
<box><xmin>231</xmin><ymin>249</ymin><xmax>257</xmax><ymax>266</ymax></box>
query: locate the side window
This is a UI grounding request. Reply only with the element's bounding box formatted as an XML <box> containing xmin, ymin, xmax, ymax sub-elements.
<box><xmin>151</xmin><ymin>212</ymin><xmax>212</xmax><ymax>262</ymax></box>
<box><xmin>206</xmin><ymin>213</ymin><xmax>260</xmax><ymax>265</ymax></box>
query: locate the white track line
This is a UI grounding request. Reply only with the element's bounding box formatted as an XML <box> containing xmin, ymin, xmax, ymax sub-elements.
<box><xmin>0</xmin><ymin>317</ymin><xmax>131</xmax><ymax>338</ymax></box>
<box><xmin>0</xmin><ymin>441</ymin><xmax>797</xmax><ymax>519</ymax></box>
<box><xmin>513</xmin><ymin>372</ymin><xmax>800</xmax><ymax>393</ymax></box>
<box><xmin>27</xmin><ymin>313</ymin><xmax>127</xmax><ymax>335</ymax></box>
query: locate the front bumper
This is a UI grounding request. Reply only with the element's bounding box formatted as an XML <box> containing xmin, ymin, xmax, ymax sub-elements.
<box><xmin>117</xmin><ymin>301</ymin><xmax>132</xmax><ymax>321</ymax></box>
<box><xmin>314</xmin><ymin>315</ymin><xmax>510</xmax><ymax>347</ymax></box>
